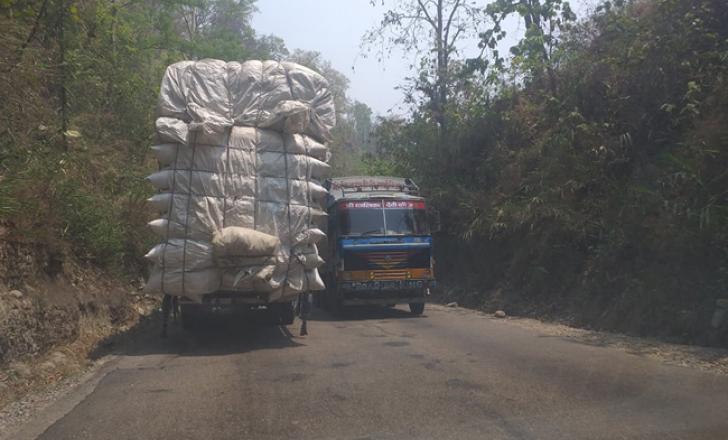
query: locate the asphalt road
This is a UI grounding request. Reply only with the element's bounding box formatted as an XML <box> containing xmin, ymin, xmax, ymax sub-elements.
<box><xmin>12</xmin><ymin>304</ymin><xmax>728</xmax><ymax>440</ymax></box>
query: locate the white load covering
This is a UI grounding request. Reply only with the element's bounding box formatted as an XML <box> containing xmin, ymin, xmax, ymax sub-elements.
<box><xmin>212</xmin><ymin>227</ymin><xmax>281</xmax><ymax>258</ymax></box>
<box><xmin>145</xmin><ymin>59</ymin><xmax>333</xmax><ymax>303</ymax></box>
<box><xmin>157</xmin><ymin>59</ymin><xmax>336</xmax><ymax>142</ymax></box>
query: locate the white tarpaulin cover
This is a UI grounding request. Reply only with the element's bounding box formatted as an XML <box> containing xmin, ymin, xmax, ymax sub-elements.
<box><xmin>144</xmin><ymin>59</ymin><xmax>334</xmax><ymax>303</ymax></box>
<box><xmin>157</xmin><ymin>59</ymin><xmax>336</xmax><ymax>142</ymax></box>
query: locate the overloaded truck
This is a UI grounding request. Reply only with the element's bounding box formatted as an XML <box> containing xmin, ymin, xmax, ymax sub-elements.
<box><xmin>320</xmin><ymin>177</ymin><xmax>437</xmax><ymax>315</ymax></box>
<box><xmin>143</xmin><ymin>59</ymin><xmax>335</xmax><ymax>330</ymax></box>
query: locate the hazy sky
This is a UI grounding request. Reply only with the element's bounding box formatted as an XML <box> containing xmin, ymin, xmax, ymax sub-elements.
<box><xmin>253</xmin><ymin>0</ymin><xmax>594</xmax><ymax>117</ymax></box>
<box><xmin>254</xmin><ymin>0</ymin><xmax>407</xmax><ymax>116</ymax></box>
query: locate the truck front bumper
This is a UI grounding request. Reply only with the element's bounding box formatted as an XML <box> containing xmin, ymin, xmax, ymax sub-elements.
<box><xmin>337</xmin><ymin>280</ymin><xmax>435</xmax><ymax>306</ymax></box>
<box><xmin>339</xmin><ymin>279</ymin><xmax>436</xmax><ymax>292</ymax></box>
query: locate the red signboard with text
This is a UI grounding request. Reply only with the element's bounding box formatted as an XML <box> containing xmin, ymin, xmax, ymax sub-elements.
<box><xmin>340</xmin><ymin>200</ymin><xmax>425</xmax><ymax>210</ymax></box>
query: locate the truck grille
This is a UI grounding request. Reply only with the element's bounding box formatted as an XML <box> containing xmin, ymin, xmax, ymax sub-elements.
<box><xmin>370</xmin><ymin>270</ymin><xmax>409</xmax><ymax>280</ymax></box>
<box><xmin>343</xmin><ymin>248</ymin><xmax>430</xmax><ymax>271</ymax></box>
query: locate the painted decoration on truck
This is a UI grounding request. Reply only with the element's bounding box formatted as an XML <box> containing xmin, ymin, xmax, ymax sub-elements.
<box><xmin>339</xmin><ymin>200</ymin><xmax>425</xmax><ymax>210</ymax></box>
<box><xmin>383</xmin><ymin>200</ymin><xmax>425</xmax><ymax>209</ymax></box>
<box><xmin>340</xmin><ymin>201</ymin><xmax>383</xmax><ymax>209</ymax></box>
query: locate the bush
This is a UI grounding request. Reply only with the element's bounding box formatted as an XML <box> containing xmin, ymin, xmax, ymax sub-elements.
<box><xmin>55</xmin><ymin>181</ymin><xmax>127</xmax><ymax>267</ymax></box>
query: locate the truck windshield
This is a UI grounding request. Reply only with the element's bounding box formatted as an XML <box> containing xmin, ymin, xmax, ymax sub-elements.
<box><xmin>384</xmin><ymin>208</ymin><xmax>429</xmax><ymax>235</ymax></box>
<box><xmin>337</xmin><ymin>200</ymin><xmax>429</xmax><ymax>236</ymax></box>
<box><xmin>338</xmin><ymin>208</ymin><xmax>385</xmax><ymax>236</ymax></box>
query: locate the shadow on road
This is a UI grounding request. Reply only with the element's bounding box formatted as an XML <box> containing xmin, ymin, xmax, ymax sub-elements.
<box><xmin>308</xmin><ymin>304</ymin><xmax>424</xmax><ymax>322</ymax></box>
<box><xmin>90</xmin><ymin>308</ymin><xmax>304</xmax><ymax>360</ymax></box>
<box><xmin>90</xmin><ymin>304</ymin><xmax>426</xmax><ymax>360</ymax></box>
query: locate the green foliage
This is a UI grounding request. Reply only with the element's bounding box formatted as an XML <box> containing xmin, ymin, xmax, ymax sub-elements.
<box><xmin>371</xmin><ymin>0</ymin><xmax>728</xmax><ymax>341</ymax></box>
<box><xmin>56</xmin><ymin>182</ymin><xmax>127</xmax><ymax>267</ymax></box>
<box><xmin>0</xmin><ymin>0</ymin><xmax>290</xmax><ymax>271</ymax></box>
<box><xmin>0</xmin><ymin>177</ymin><xmax>19</xmax><ymax>217</ymax></box>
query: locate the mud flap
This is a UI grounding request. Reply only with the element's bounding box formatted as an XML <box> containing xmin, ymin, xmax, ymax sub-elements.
<box><xmin>297</xmin><ymin>292</ymin><xmax>311</xmax><ymax>336</ymax></box>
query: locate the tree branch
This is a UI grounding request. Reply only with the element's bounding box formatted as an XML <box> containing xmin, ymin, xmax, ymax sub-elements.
<box><xmin>443</xmin><ymin>0</ymin><xmax>462</xmax><ymax>45</ymax></box>
<box><xmin>447</xmin><ymin>26</ymin><xmax>464</xmax><ymax>52</ymax></box>
<box><xmin>9</xmin><ymin>0</ymin><xmax>50</xmax><ymax>72</ymax></box>
<box><xmin>416</xmin><ymin>0</ymin><xmax>437</xmax><ymax>29</ymax></box>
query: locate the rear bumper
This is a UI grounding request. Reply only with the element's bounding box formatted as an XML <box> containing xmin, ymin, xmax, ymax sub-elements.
<box><xmin>179</xmin><ymin>291</ymin><xmax>287</xmax><ymax>306</ymax></box>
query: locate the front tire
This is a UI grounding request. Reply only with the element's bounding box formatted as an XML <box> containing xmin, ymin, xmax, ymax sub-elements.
<box><xmin>409</xmin><ymin>302</ymin><xmax>425</xmax><ymax>315</ymax></box>
<box><xmin>326</xmin><ymin>286</ymin><xmax>344</xmax><ymax>317</ymax></box>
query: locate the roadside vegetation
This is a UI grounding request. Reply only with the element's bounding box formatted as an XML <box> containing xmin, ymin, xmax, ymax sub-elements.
<box><xmin>363</xmin><ymin>0</ymin><xmax>728</xmax><ymax>344</ymax></box>
<box><xmin>0</xmin><ymin>0</ymin><xmax>370</xmax><ymax>274</ymax></box>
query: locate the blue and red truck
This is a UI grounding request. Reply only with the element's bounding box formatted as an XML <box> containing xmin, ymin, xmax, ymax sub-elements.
<box><xmin>321</xmin><ymin>176</ymin><xmax>437</xmax><ymax>315</ymax></box>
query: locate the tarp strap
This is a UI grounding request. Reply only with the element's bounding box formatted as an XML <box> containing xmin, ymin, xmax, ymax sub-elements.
<box><xmin>221</xmin><ymin>129</ymin><xmax>232</xmax><ymax>228</ymax></box>
<box><xmin>281</xmin><ymin>65</ymin><xmax>297</xmax><ymax>294</ymax></box>
<box><xmin>180</xmin><ymin>130</ymin><xmax>199</xmax><ymax>296</ymax></box>
<box><xmin>161</xmin><ymin>142</ymin><xmax>181</xmax><ymax>294</ymax></box>
<box><xmin>218</xmin><ymin>127</ymin><xmax>232</xmax><ymax>292</ymax></box>
<box><xmin>253</xmin><ymin>128</ymin><xmax>259</xmax><ymax>230</ymax></box>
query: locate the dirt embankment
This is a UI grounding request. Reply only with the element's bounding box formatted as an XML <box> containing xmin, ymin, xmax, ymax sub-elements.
<box><xmin>433</xmin><ymin>237</ymin><xmax>728</xmax><ymax>348</ymax></box>
<box><xmin>0</xmin><ymin>238</ymin><xmax>154</xmax><ymax>408</ymax></box>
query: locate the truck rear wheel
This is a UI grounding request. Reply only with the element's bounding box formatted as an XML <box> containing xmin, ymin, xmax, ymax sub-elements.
<box><xmin>409</xmin><ymin>302</ymin><xmax>425</xmax><ymax>315</ymax></box>
<box><xmin>271</xmin><ymin>301</ymin><xmax>295</xmax><ymax>325</ymax></box>
<box><xmin>180</xmin><ymin>304</ymin><xmax>199</xmax><ymax>331</ymax></box>
<box><xmin>283</xmin><ymin>301</ymin><xmax>295</xmax><ymax>325</ymax></box>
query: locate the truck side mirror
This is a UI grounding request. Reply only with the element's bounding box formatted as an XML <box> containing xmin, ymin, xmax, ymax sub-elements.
<box><xmin>427</xmin><ymin>206</ymin><xmax>441</xmax><ymax>233</ymax></box>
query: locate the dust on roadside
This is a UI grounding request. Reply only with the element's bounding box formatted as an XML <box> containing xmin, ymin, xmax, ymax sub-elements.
<box><xmin>446</xmin><ymin>305</ymin><xmax>728</xmax><ymax>376</ymax></box>
<box><xmin>0</xmin><ymin>298</ymin><xmax>158</xmax><ymax>439</ymax></box>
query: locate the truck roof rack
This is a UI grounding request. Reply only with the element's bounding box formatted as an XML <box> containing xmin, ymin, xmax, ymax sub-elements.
<box><xmin>325</xmin><ymin>176</ymin><xmax>419</xmax><ymax>199</ymax></box>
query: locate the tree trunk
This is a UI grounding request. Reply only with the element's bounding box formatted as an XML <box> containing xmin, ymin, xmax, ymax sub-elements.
<box><xmin>56</xmin><ymin>0</ymin><xmax>69</xmax><ymax>150</ymax></box>
<box><xmin>435</xmin><ymin>0</ymin><xmax>448</xmax><ymax>161</ymax></box>
<box><xmin>524</xmin><ymin>1</ymin><xmax>557</xmax><ymax>96</ymax></box>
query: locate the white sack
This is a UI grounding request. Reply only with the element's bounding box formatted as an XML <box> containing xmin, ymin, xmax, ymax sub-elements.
<box><xmin>293</xmin><ymin>228</ymin><xmax>327</xmax><ymax>246</ymax></box>
<box><xmin>212</xmin><ymin>227</ymin><xmax>281</xmax><ymax>257</ymax></box>
<box><xmin>145</xmin><ymin>266</ymin><xmax>221</xmax><ymax>297</ymax></box>
<box><xmin>144</xmin><ymin>239</ymin><xmax>214</xmax><ymax>271</ymax></box>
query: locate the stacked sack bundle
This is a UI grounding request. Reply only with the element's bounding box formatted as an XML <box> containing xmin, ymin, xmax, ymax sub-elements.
<box><xmin>144</xmin><ymin>59</ymin><xmax>335</xmax><ymax>303</ymax></box>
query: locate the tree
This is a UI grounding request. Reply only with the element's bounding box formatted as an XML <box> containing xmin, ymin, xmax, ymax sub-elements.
<box><xmin>363</xmin><ymin>0</ymin><xmax>484</xmax><ymax>135</ymax></box>
<box><xmin>350</xmin><ymin>101</ymin><xmax>374</xmax><ymax>151</ymax></box>
<box><xmin>252</xmin><ymin>34</ymin><xmax>289</xmax><ymax>59</ymax></box>
<box><xmin>173</xmin><ymin>0</ymin><xmax>261</xmax><ymax>60</ymax></box>
<box><xmin>480</xmin><ymin>0</ymin><xmax>576</xmax><ymax>93</ymax></box>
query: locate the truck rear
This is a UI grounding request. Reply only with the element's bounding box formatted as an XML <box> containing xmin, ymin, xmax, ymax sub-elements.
<box><xmin>144</xmin><ymin>59</ymin><xmax>335</xmax><ymax>330</ymax></box>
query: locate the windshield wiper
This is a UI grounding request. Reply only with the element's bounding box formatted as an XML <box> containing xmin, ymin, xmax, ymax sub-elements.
<box><xmin>360</xmin><ymin>229</ymin><xmax>384</xmax><ymax>236</ymax></box>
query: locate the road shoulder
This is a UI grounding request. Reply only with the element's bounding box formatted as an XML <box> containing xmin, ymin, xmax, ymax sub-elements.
<box><xmin>430</xmin><ymin>304</ymin><xmax>728</xmax><ymax>375</ymax></box>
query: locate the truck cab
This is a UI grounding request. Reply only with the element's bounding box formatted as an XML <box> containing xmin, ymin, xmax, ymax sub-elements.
<box><xmin>321</xmin><ymin>177</ymin><xmax>436</xmax><ymax>315</ymax></box>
